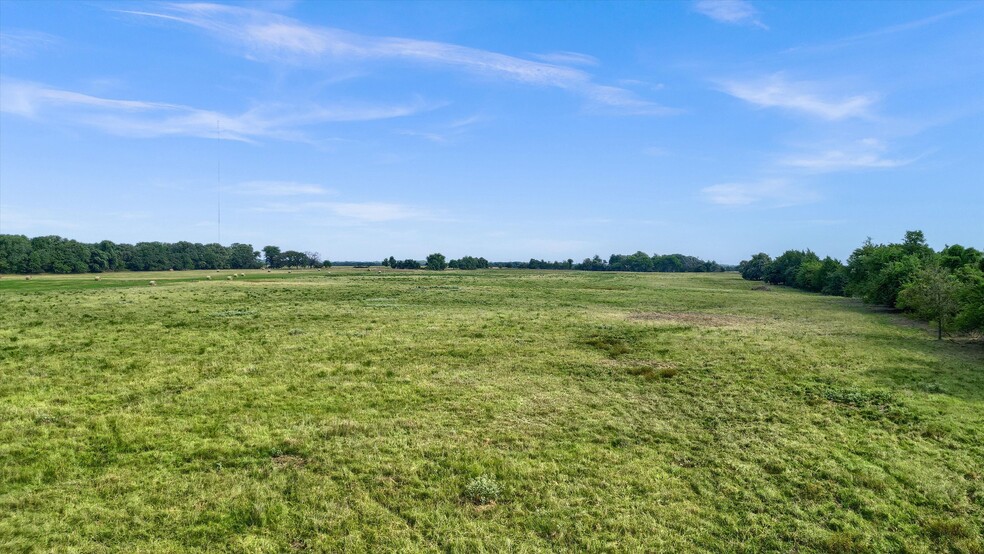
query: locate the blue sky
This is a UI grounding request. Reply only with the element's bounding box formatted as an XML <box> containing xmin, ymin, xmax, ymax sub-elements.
<box><xmin>1</xmin><ymin>0</ymin><xmax>981</xmax><ymax>263</ymax></box>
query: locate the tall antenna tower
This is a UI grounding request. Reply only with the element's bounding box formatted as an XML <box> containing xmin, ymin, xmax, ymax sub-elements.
<box><xmin>217</xmin><ymin>119</ymin><xmax>222</xmax><ymax>245</ymax></box>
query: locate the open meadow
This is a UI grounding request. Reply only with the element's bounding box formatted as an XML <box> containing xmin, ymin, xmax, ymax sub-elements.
<box><xmin>0</xmin><ymin>269</ymin><xmax>981</xmax><ymax>553</ymax></box>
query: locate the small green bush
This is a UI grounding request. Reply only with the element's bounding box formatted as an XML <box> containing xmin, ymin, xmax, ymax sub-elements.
<box><xmin>463</xmin><ymin>475</ymin><xmax>502</xmax><ymax>505</ymax></box>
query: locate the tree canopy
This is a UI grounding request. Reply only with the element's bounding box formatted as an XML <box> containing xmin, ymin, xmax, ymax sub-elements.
<box><xmin>738</xmin><ymin>231</ymin><xmax>983</xmax><ymax>336</ymax></box>
<box><xmin>0</xmin><ymin>235</ymin><xmax>334</xmax><ymax>273</ymax></box>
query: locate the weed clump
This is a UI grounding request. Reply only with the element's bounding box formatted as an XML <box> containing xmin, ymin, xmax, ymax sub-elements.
<box><xmin>583</xmin><ymin>330</ymin><xmax>632</xmax><ymax>357</ymax></box>
<box><xmin>463</xmin><ymin>475</ymin><xmax>502</xmax><ymax>505</ymax></box>
<box><xmin>807</xmin><ymin>385</ymin><xmax>918</xmax><ymax>424</ymax></box>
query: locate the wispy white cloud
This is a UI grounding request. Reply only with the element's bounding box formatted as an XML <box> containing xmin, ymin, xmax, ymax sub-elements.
<box><xmin>530</xmin><ymin>51</ymin><xmax>599</xmax><ymax>66</ymax></box>
<box><xmin>694</xmin><ymin>0</ymin><xmax>767</xmax><ymax>29</ymax></box>
<box><xmin>0</xmin><ymin>79</ymin><xmax>433</xmax><ymax>142</ymax></box>
<box><xmin>785</xmin><ymin>7</ymin><xmax>974</xmax><ymax>54</ymax></box>
<box><xmin>327</xmin><ymin>202</ymin><xmax>426</xmax><ymax>222</ymax></box>
<box><xmin>719</xmin><ymin>74</ymin><xmax>876</xmax><ymax>120</ymax></box>
<box><xmin>701</xmin><ymin>179</ymin><xmax>818</xmax><ymax>207</ymax></box>
<box><xmin>118</xmin><ymin>3</ymin><xmax>674</xmax><ymax>115</ymax></box>
<box><xmin>395</xmin><ymin>129</ymin><xmax>449</xmax><ymax>143</ymax></box>
<box><xmin>396</xmin><ymin>113</ymin><xmax>487</xmax><ymax>143</ymax></box>
<box><xmin>0</xmin><ymin>30</ymin><xmax>61</xmax><ymax>57</ymax></box>
<box><xmin>618</xmin><ymin>79</ymin><xmax>666</xmax><ymax>91</ymax></box>
<box><xmin>780</xmin><ymin>139</ymin><xmax>919</xmax><ymax>172</ymax></box>
<box><xmin>233</xmin><ymin>181</ymin><xmax>332</xmax><ymax>196</ymax></box>
<box><xmin>251</xmin><ymin>200</ymin><xmax>429</xmax><ymax>222</ymax></box>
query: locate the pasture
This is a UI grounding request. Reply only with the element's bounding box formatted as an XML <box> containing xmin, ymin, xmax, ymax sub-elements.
<box><xmin>0</xmin><ymin>270</ymin><xmax>981</xmax><ymax>552</ymax></box>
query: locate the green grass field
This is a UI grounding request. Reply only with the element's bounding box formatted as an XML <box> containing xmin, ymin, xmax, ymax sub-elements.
<box><xmin>1</xmin><ymin>269</ymin><xmax>981</xmax><ymax>553</ymax></box>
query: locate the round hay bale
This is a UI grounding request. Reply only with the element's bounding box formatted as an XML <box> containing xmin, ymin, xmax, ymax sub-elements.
<box><xmin>149</xmin><ymin>280</ymin><xmax>157</xmax><ymax>286</ymax></box>
<box><xmin>25</xmin><ymin>276</ymin><xmax>32</xmax><ymax>280</ymax></box>
<box><xmin>227</xmin><ymin>275</ymin><xmax>233</xmax><ymax>280</ymax></box>
<box><xmin>95</xmin><ymin>276</ymin><xmax>101</xmax><ymax>281</ymax></box>
<box><xmin>206</xmin><ymin>275</ymin><xmax>212</xmax><ymax>280</ymax></box>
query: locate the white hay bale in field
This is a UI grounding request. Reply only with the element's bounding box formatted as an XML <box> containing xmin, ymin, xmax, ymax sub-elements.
<box><xmin>149</xmin><ymin>280</ymin><xmax>157</xmax><ymax>286</ymax></box>
<box><xmin>206</xmin><ymin>275</ymin><xmax>212</xmax><ymax>280</ymax></box>
<box><xmin>95</xmin><ymin>276</ymin><xmax>101</xmax><ymax>281</ymax></box>
<box><xmin>25</xmin><ymin>276</ymin><xmax>32</xmax><ymax>280</ymax></box>
<box><xmin>227</xmin><ymin>275</ymin><xmax>233</xmax><ymax>280</ymax></box>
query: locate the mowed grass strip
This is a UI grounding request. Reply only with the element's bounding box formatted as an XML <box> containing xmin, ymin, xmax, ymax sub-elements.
<box><xmin>0</xmin><ymin>270</ymin><xmax>981</xmax><ymax>552</ymax></box>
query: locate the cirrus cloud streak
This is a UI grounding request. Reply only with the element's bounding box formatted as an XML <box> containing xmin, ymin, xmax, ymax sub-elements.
<box><xmin>118</xmin><ymin>3</ymin><xmax>674</xmax><ymax>116</ymax></box>
<box><xmin>0</xmin><ymin>78</ymin><xmax>434</xmax><ymax>142</ymax></box>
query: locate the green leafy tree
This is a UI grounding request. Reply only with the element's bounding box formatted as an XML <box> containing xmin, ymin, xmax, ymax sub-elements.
<box><xmin>953</xmin><ymin>265</ymin><xmax>984</xmax><ymax>333</ymax></box>
<box><xmin>426</xmin><ymin>253</ymin><xmax>447</xmax><ymax>271</ymax></box>
<box><xmin>897</xmin><ymin>265</ymin><xmax>962</xmax><ymax>340</ymax></box>
<box><xmin>228</xmin><ymin>243</ymin><xmax>261</xmax><ymax>269</ymax></box>
<box><xmin>764</xmin><ymin>250</ymin><xmax>818</xmax><ymax>286</ymax></box>
<box><xmin>0</xmin><ymin>235</ymin><xmax>31</xmax><ymax>273</ymax></box>
<box><xmin>262</xmin><ymin>246</ymin><xmax>282</xmax><ymax>268</ymax></box>
<box><xmin>738</xmin><ymin>253</ymin><xmax>772</xmax><ymax>281</ymax></box>
<box><xmin>902</xmin><ymin>230</ymin><xmax>934</xmax><ymax>258</ymax></box>
<box><xmin>846</xmin><ymin>234</ymin><xmax>925</xmax><ymax>306</ymax></box>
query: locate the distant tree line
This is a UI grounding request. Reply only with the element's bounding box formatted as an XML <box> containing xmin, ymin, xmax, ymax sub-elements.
<box><xmin>738</xmin><ymin>231</ymin><xmax>984</xmax><ymax>337</ymax></box>
<box><xmin>0</xmin><ymin>234</ymin><xmax>729</xmax><ymax>277</ymax></box>
<box><xmin>261</xmin><ymin>246</ymin><xmax>330</xmax><ymax>269</ymax></box>
<box><xmin>379</xmin><ymin>254</ymin><xmax>449</xmax><ymax>270</ymax></box>
<box><xmin>494</xmin><ymin>259</ymin><xmax>573</xmax><ymax>270</ymax></box>
<box><xmin>494</xmin><ymin>252</ymin><xmax>728</xmax><ymax>272</ymax></box>
<box><xmin>0</xmin><ymin>235</ymin><xmax>331</xmax><ymax>273</ymax></box>
<box><xmin>586</xmin><ymin>252</ymin><xmax>727</xmax><ymax>272</ymax></box>
<box><xmin>448</xmin><ymin>256</ymin><xmax>490</xmax><ymax>270</ymax></box>
<box><xmin>382</xmin><ymin>256</ymin><xmax>421</xmax><ymax>269</ymax></box>
<box><xmin>378</xmin><ymin>252</ymin><xmax>729</xmax><ymax>272</ymax></box>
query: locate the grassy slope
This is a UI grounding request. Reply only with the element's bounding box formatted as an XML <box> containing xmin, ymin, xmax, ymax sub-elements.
<box><xmin>0</xmin><ymin>270</ymin><xmax>981</xmax><ymax>553</ymax></box>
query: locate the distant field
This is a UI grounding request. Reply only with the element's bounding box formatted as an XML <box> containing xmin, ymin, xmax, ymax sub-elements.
<box><xmin>1</xmin><ymin>270</ymin><xmax>981</xmax><ymax>552</ymax></box>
